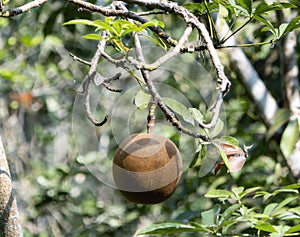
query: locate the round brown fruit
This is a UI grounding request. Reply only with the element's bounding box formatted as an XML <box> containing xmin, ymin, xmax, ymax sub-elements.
<box><xmin>112</xmin><ymin>133</ymin><xmax>182</xmax><ymax>204</ymax></box>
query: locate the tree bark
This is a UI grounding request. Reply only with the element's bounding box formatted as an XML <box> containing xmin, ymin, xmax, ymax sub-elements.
<box><xmin>0</xmin><ymin>136</ymin><xmax>23</xmax><ymax>237</ymax></box>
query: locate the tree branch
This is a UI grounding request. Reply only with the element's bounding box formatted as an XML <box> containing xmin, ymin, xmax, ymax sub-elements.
<box><xmin>128</xmin><ymin>25</ymin><xmax>193</xmax><ymax>71</ymax></box>
<box><xmin>123</xmin><ymin>0</ymin><xmax>231</xmax><ymax>95</ymax></box>
<box><xmin>0</xmin><ymin>0</ymin><xmax>47</xmax><ymax>17</ymax></box>
<box><xmin>83</xmin><ymin>32</ymin><xmax>109</xmax><ymax>126</ymax></box>
<box><xmin>134</xmin><ymin>32</ymin><xmax>209</xmax><ymax>141</ymax></box>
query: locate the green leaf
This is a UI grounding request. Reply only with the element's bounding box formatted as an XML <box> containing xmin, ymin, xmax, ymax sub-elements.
<box><xmin>255</xmin><ymin>222</ymin><xmax>276</xmax><ymax>233</ymax></box>
<box><xmin>266</xmin><ymin>108</ymin><xmax>290</xmax><ymax>140</ymax></box>
<box><xmin>287</xmin><ymin>224</ymin><xmax>300</xmax><ymax>234</ymax></box>
<box><xmin>254</xmin><ymin>15</ymin><xmax>277</xmax><ymax>36</ymax></box>
<box><xmin>140</xmin><ymin>20</ymin><xmax>164</xmax><ymax>30</ymax></box>
<box><xmin>134</xmin><ymin>90</ymin><xmax>151</xmax><ymax>109</ymax></box>
<box><xmin>231</xmin><ymin>187</ymin><xmax>244</xmax><ymax>198</ymax></box>
<box><xmin>254</xmin><ymin>2</ymin><xmax>297</xmax><ymax>15</ymax></box>
<box><xmin>284</xmin><ymin>183</ymin><xmax>300</xmax><ymax>190</ymax></box>
<box><xmin>217</xmin><ymin>136</ymin><xmax>239</xmax><ymax>147</ymax></box>
<box><xmin>82</xmin><ymin>34</ymin><xmax>104</xmax><ymax>40</ymax></box>
<box><xmin>93</xmin><ymin>19</ymin><xmax>115</xmax><ymax>33</ymax></box>
<box><xmin>214</xmin><ymin>0</ymin><xmax>236</xmax><ymax>17</ymax></box>
<box><xmin>162</xmin><ymin>98</ymin><xmax>194</xmax><ymax>125</ymax></box>
<box><xmin>283</xmin><ymin>16</ymin><xmax>300</xmax><ymax>37</ymax></box>
<box><xmin>201</xmin><ymin>206</ymin><xmax>220</xmax><ymax>227</ymax></box>
<box><xmin>263</xmin><ymin>203</ymin><xmax>278</xmax><ymax>216</ymax></box>
<box><xmin>240</xmin><ymin>187</ymin><xmax>262</xmax><ymax>199</ymax></box>
<box><xmin>236</xmin><ymin>0</ymin><xmax>252</xmax><ymax>15</ymax></box>
<box><xmin>189</xmin><ymin>108</ymin><xmax>204</xmax><ymax>124</ymax></box>
<box><xmin>275</xmin><ymin>197</ymin><xmax>298</xmax><ymax>211</ymax></box>
<box><xmin>219</xmin><ymin>204</ymin><xmax>241</xmax><ymax>224</ymax></box>
<box><xmin>210</xmin><ymin>119</ymin><xmax>224</xmax><ymax>138</ymax></box>
<box><xmin>280</xmin><ymin>119</ymin><xmax>299</xmax><ymax>158</ymax></box>
<box><xmin>137</xmin><ymin>223</ymin><xmax>200</xmax><ymax>235</ymax></box>
<box><xmin>62</xmin><ymin>19</ymin><xmax>95</xmax><ymax>26</ymax></box>
<box><xmin>184</xmin><ymin>3</ymin><xmax>207</xmax><ymax>13</ymax></box>
<box><xmin>205</xmin><ymin>189</ymin><xmax>232</xmax><ymax>198</ymax></box>
<box><xmin>189</xmin><ymin>145</ymin><xmax>207</xmax><ymax>168</ymax></box>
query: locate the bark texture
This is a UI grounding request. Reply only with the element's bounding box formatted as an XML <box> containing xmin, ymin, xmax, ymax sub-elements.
<box><xmin>0</xmin><ymin>136</ymin><xmax>23</xmax><ymax>237</ymax></box>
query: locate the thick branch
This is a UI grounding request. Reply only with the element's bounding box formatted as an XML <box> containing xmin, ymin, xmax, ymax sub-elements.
<box><xmin>0</xmin><ymin>0</ymin><xmax>47</xmax><ymax>17</ymax></box>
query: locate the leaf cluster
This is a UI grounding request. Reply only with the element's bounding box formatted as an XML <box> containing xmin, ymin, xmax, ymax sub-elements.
<box><xmin>139</xmin><ymin>184</ymin><xmax>300</xmax><ymax>236</ymax></box>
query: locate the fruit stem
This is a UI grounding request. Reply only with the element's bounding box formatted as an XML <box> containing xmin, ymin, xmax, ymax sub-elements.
<box><xmin>147</xmin><ymin>100</ymin><xmax>157</xmax><ymax>134</ymax></box>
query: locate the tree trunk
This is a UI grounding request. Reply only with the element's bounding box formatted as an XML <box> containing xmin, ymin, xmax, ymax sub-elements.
<box><xmin>0</xmin><ymin>136</ymin><xmax>23</xmax><ymax>237</ymax></box>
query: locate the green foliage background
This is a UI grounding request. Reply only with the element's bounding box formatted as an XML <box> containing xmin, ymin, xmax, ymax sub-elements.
<box><xmin>0</xmin><ymin>0</ymin><xmax>299</xmax><ymax>236</ymax></box>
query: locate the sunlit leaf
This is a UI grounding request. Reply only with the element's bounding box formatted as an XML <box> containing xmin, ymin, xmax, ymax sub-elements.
<box><xmin>284</xmin><ymin>183</ymin><xmax>300</xmax><ymax>190</ymax></box>
<box><xmin>240</xmin><ymin>187</ymin><xmax>262</xmax><ymax>199</ymax></box>
<box><xmin>205</xmin><ymin>189</ymin><xmax>232</xmax><ymax>198</ymax></box>
<box><xmin>255</xmin><ymin>222</ymin><xmax>276</xmax><ymax>233</ymax></box>
<box><xmin>140</xmin><ymin>20</ymin><xmax>165</xmax><ymax>29</ymax></box>
<box><xmin>83</xmin><ymin>34</ymin><xmax>103</xmax><ymax>40</ymax></box>
<box><xmin>287</xmin><ymin>224</ymin><xmax>300</xmax><ymax>234</ymax></box>
<box><xmin>62</xmin><ymin>19</ymin><xmax>95</xmax><ymax>26</ymax></box>
<box><xmin>138</xmin><ymin>223</ymin><xmax>201</xmax><ymax>235</ymax></box>
<box><xmin>263</xmin><ymin>203</ymin><xmax>278</xmax><ymax>216</ymax></box>
<box><xmin>93</xmin><ymin>19</ymin><xmax>115</xmax><ymax>33</ymax></box>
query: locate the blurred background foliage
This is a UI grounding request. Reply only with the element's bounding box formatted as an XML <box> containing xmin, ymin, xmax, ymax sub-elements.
<box><xmin>0</xmin><ymin>0</ymin><xmax>299</xmax><ymax>236</ymax></box>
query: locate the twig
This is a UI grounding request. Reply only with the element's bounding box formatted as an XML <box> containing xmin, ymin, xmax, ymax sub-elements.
<box><xmin>104</xmin><ymin>72</ymin><xmax>121</xmax><ymax>83</ymax></box>
<box><xmin>101</xmin><ymin>52</ymin><xmax>127</xmax><ymax>66</ymax></box>
<box><xmin>84</xmin><ymin>73</ymin><xmax>108</xmax><ymax>126</ymax></box>
<box><xmin>0</xmin><ymin>0</ymin><xmax>48</xmax><ymax>17</ymax></box>
<box><xmin>137</xmin><ymin>10</ymin><xmax>166</xmax><ymax>16</ymax></box>
<box><xmin>102</xmin><ymin>72</ymin><xmax>122</xmax><ymax>92</ymax></box>
<box><xmin>129</xmin><ymin>25</ymin><xmax>193</xmax><ymax>71</ymax></box>
<box><xmin>70</xmin><ymin>53</ymin><xmax>91</xmax><ymax>66</ymax></box>
<box><xmin>220</xmin><ymin>18</ymin><xmax>253</xmax><ymax>45</ymax></box>
<box><xmin>84</xmin><ymin>32</ymin><xmax>109</xmax><ymax>126</ymax></box>
<box><xmin>198</xmin><ymin>92</ymin><xmax>224</xmax><ymax>129</ymax></box>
